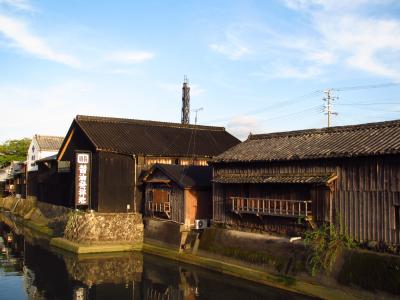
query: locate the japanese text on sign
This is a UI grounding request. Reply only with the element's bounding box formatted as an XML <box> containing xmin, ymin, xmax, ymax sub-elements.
<box><xmin>75</xmin><ymin>152</ymin><xmax>91</xmax><ymax>206</ymax></box>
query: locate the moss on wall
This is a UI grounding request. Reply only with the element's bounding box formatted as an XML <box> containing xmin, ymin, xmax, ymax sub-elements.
<box><xmin>199</xmin><ymin>227</ymin><xmax>307</xmax><ymax>275</ymax></box>
<box><xmin>338</xmin><ymin>249</ymin><xmax>400</xmax><ymax>295</ymax></box>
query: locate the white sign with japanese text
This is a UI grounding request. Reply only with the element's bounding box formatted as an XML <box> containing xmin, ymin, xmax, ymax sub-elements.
<box><xmin>75</xmin><ymin>152</ymin><xmax>91</xmax><ymax>207</ymax></box>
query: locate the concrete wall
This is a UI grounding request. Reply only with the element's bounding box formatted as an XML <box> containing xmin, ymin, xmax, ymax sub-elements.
<box><xmin>198</xmin><ymin>227</ymin><xmax>400</xmax><ymax>296</ymax></box>
<box><xmin>144</xmin><ymin>218</ymin><xmax>182</xmax><ymax>249</ymax></box>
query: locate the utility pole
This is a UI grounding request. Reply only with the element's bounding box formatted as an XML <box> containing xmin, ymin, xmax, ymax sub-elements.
<box><xmin>323</xmin><ymin>89</ymin><xmax>338</xmax><ymax>127</ymax></box>
<box><xmin>192</xmin><ymin>107</ymin><xmax>203</xmax><ymax>125</ymax></box>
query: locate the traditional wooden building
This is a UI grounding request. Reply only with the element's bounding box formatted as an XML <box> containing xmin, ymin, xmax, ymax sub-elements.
<box><xmin>56</xmin><ymin>115</ymin><xmax>239</xmax><ymax>212</ymax></box>
<box><xmin>26</xmin><ymin>135</ymin><xmax>64</xmax><ymax>198</ymax></box>
<box><xmin>26</xmin><ymin>135</ymin><xmax>64</xmax><ymax>172</ymax></box>
<box><xmin>0</xmin><ymin>164</ymin><xmax>12</xmax><ymax>197</ymax></box>
<box><xmin>143</xmin><ymin>164</ymin><xmax>212</xmax><ymax>226</ymax></box>
<box><xmin>31</xmin><ymin>155</ymin><xmax>72</xmax><ymax>206</ymax></box>
<box><xmin>211</xmin><ymin>119</ymin><xmax>400</xmax><ymax>245</ymax></box>
<box><xmin>2</xmin><ymin>162</ymin><xmax>26</xmax><ymax>197</ymax></box>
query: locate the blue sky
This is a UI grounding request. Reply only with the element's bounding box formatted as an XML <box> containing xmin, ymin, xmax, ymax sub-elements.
<box><xmin>1</xmin><ymin>0</ymin><xmax>400</xmax><ymax>141</ymax></box>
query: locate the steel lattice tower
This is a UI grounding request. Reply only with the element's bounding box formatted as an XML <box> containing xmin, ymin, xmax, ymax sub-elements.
<box><xmin>181</xmin><ymin>76</ymin><xmax>190</xmax><ymax>124</ymax></box>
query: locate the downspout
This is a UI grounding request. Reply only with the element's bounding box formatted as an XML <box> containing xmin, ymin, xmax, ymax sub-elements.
<box><xmin>133</xmin><ymin>154</ymin><xmax>137</xmax><ymax>213</ymax></box>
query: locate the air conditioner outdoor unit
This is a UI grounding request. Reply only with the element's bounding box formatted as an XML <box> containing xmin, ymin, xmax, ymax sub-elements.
<box><xmin>195</xmin><ymin>219</ymin><xmax>208</xmax><ymax>230</ymax></box>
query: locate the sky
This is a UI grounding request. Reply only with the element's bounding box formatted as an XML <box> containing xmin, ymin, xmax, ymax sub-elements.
<box><xmin>1</xmin><ymin>0</ymin><xmax>400</xmax><ymax>142</ymax></box>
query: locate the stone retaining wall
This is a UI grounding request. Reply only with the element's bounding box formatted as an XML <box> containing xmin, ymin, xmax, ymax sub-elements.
<box><xmin>64</xmin><ymin>211</ymin><xmax>143</xmax><ymax>244</ymax></box>
<box><xmin>63</xmin><ymin>252</ymin><xmax>143</xmax><ymax>286</ymax></box>
<box><xmin>0</xmin><ymin>197</ymin><xmax>144</xmax><ymax>246</ymax></box>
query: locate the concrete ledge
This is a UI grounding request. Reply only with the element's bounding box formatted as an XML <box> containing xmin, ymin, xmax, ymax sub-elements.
<box><xmin>142</xmin><ymin>243</ymin><xmax>363</xmax><ymax>300</ymax></box>
<box><xmin>50</xmin><ymin>237</ymin><xmax>143</xmax><ymax>254</ymax></box>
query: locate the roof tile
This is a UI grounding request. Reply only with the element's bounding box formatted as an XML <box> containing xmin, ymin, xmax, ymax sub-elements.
<box><xmin>213</xmin><ymin>119</ymin><xmax>400</xmax><ymax>163</ymax></box>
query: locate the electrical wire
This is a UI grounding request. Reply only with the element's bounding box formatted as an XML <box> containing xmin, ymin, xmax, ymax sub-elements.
<box><xmin>203</xmin><ymin>90</ymin><xmax>322</xmax><ymax>124</ymax></box>
<box><xmin>333</xmin><ymin>82</ymin><xmax>400</xmax><ymax>92</ymax></box>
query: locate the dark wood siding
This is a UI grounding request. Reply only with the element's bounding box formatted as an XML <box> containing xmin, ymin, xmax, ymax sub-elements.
<box><xmin>97</xmin><ymin>152</ymin><xmax>134</xmax><ymax>213</ymax></box>
<box><xmin>27</xmin><ymin>171</ymin><xmax>38</xmax><ymax>198</ymax></box>
<box><xmin>213</xmin><ymin>155</ymin><xmax>400</xmax><ymax>244</ymax></box>
<box><xmin>145</xmin><ymin>182</ymin><xmax>184</xmax><ymax>224</ymax></box>
<box><xmin>35</xmin><ymin>163</ymin><xmax>73</xmax><ymax>207</ymax></box>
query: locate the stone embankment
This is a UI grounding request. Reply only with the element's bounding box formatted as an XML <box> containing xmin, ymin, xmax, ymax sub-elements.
<box><xmin>64</xmin><ymin>211</ymin><xmax>143</xmax><ymax>243</ymax></box>
<box><xmin>0</xmin><ymin>196</ymin><xmax>144</xmax><ymax>253</ymax></box>
<box><xmin>62</xmin><ymin>252</ymin><xmax>143</xmax><ymax>286</ymax></box>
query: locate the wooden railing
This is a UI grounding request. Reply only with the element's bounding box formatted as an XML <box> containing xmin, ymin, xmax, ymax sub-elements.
<box><xmin>231</xmin><ymin>197</ymin><xmax>312</xmax><ymax>218</ymax></box>
<box><xmin>147</xmin><ymin>201</ymin><xmax>171</xmax><ymax>213</ymax></box>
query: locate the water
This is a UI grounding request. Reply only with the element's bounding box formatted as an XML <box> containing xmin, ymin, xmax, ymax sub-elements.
<box><xmin>0</xmin><ymin>221</ymin><xmax>316</xmax><ymax>300</ymax></box>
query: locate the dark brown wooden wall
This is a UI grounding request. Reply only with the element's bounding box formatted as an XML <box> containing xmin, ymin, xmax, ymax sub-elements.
<box><xmin>27</xmin><ymin>171</ymin><xmax>38</xmax><ymax>197</ymax></box>
<box><xmin>213</xmin><ymin>155</ymin><xmax>400</xmax><ymax>244</ymax></box>
<box><xmin>145</xmin><ymin>182</ymin><xmax>184</xmax><ymax>224</ymax></box>
<box><xmin>97</xmin><ymin>152</ymin><xmax>134</xmax><ymax>213</ymax></box>
<box><xmin>34</xmin><ymin>163</ymin><xmax>73</xmax><ymax>207</ymax></box>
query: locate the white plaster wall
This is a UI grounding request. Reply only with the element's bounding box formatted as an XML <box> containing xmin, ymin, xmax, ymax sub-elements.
<box><xmin>27</xmin><ymin>137</ymin><xmax>59</xmax><ymax>172</ymax></box>
<box><xmin>27</xmin><ymin>138</ymin><xmax>39</xmax><ymax>172</ymax></box>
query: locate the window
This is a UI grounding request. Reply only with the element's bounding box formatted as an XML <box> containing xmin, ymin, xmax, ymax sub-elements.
<box><xmin>32</xmin><ymin>145</ymin><xmax>35</xmax><ymax>152</ymax></box>
<box><xmin>146</xmin><ymin>158</ymin><xmax>172</xmax><ymax>165</ymax></box>
<box><xmin>395</xmin><ymin>205</ymin><xmax>400</xmax><ymax>230</ymax></box>
<box><xmin>31</xmin><ymin>155</ymin><xmax>35</xmax><ymax>161</ymax></box>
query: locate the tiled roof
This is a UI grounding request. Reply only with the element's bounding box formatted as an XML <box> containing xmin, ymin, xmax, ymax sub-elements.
<box><xmin>213</xmin><ymin>173</ymin><xmax>337</xmax><ymax>184</ymax></box>
<box><xmin>213</xmin><ymin>119</ymin><xmax>400</xmax><ymax>163</ymax></box>
<box><xmin>75</xmin><ymin>115</ymin><xmax>240</xmax><ymax>157</ymax></box>
<box><xmin>144</xmin><ymin>163</ymin><xmax>212</xmax><ymax>188</ymax></box>
<box><xmin>35</xmin><ymin>135</ymin><xmax>64</xmax><ymax>151</ymax></box>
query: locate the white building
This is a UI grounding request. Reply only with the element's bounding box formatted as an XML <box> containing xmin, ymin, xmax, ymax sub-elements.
<box><xmin>27</xmin><ymin>135</ymin><xmax>64</xmax><ymax>172</ymax></box>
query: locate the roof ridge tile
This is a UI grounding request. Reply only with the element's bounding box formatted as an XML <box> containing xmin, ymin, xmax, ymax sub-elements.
<box><xmin>250</xmin><ymin>119</ymin><xmax>400</xmax><ymax>140</ymax></box>
<box><xmin>75</xmin><ymin>114</ymin><xmax>226</xmax><ymax>131</ymax></box>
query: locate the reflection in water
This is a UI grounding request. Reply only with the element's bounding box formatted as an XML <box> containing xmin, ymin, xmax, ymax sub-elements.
<box><xmin>0</xmin><ymin>221</ymin><xmax>315</xmax><ymax>300</ymax></box>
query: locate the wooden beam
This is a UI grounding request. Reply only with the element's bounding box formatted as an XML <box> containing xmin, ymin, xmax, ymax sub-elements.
<box><xmin>58</xmin><ymin>128</ymin><xmax>75</xmax><ymax>161</ymax></box>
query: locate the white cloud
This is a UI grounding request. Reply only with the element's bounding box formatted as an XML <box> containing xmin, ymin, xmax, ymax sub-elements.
<box><xmin>226</xmin><ymin>115</ymin><xmax>264</xmax><ymax>140</ymax></box>
<box><xmin>212</xmin><ymin>1</ymin><xmax>400</xmax><ymax>81</ymax></box>
<box><xmin>316</xmin><ymin>14</ymin><xmax>400</xmax><ymax>79</ymax></box>
<box><xmin>0</xmin><ymin>0</ymin><xmax>35</xmax><ymax>12</ymax></box>
<box><xmin>0</xmin><ymin>15</ymin><xmax>80</xmax><ymax>67</ymax></box>
<box><xmin>0</xmin><ymin>81</ymin><xmax>95</xmax><ymax>141</ymax></box>
<box><xmin>279</xmin><ymin>0</ymin><xmax>400</xmax><ymax>81</ymax></box>
<box><xmin>283</xmin><ymin>0</ymin><xmax>394</xmax><ymax>11</ymax></box>
<box><xmin>159</xmin><ymin>83</ymin><xmax>205</xmax><ymax>97</ymax></box>
<box><xmin>209</xmin><ymin>32</ymin><xmax>251</xmax><ymax>60</ymax></box>
<box><xmin>107</xmin><ymin>51</ymin><xmax>154</xmax><ymax>64</ymax></box>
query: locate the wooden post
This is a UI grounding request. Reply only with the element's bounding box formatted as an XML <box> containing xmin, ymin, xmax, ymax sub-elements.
<box><xmin>305</xmin><ymin>201</ymin><xmax>308</xmax><ymax>217</ymax></box>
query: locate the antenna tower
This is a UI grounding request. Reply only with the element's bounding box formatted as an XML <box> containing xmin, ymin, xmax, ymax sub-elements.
<box><xmin>192</xmin><ymin>107</ymin><xmax>204</xmax><ymax>125</ymax></box>
<box><xmin>181</xmin><ymin>76</ymin><xmax>190</xmax><ymax>124</ymax></box>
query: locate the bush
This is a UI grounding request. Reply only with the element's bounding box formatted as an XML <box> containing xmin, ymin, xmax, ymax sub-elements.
<box><xmin>305</xmin><ymin>223</ymin><xmax>355</xmax><ymax>276</ymax></box>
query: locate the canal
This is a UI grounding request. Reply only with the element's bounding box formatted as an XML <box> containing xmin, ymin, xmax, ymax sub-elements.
<box><xmin>0</xmin><ymin>221</ymin><xmax>316</xmax><ymax>300</ymax></box>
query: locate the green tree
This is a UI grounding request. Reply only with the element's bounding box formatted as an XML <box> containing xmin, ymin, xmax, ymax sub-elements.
<box><xmin>0</xmin><ymin>138</ymin><xmax>31</xmax><ymax>167</ymax></box>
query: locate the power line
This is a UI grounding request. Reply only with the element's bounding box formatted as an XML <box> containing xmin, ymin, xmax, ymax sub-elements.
<box><xmin>203</xmin><ymin>90</ymin><xmax>322</xmax><ymax>124</ymax></box>
<box><xmin>258</xmin><ymin>105</ymin><xmax>322</xmax><ymax>123</ymax></box>
<box><xmin>202</xmin><ymin>82</ymin><xmax>399</xmax><ymax>129</ymax></box>
<box><xmin>337</xmin><ymin>102</ymin><xmax>400</xmax><ymax>106</ymax></box>
<box><xmin>333</xmin><ymin>82</ymin><xmax>400</xmax><ymax>92</ymax></box>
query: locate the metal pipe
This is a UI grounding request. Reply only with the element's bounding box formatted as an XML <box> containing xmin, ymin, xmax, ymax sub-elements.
<box><xmin>133</xmin><ymin>154</ymin><xmax>137</xmax><ymax>213</ymax></box>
